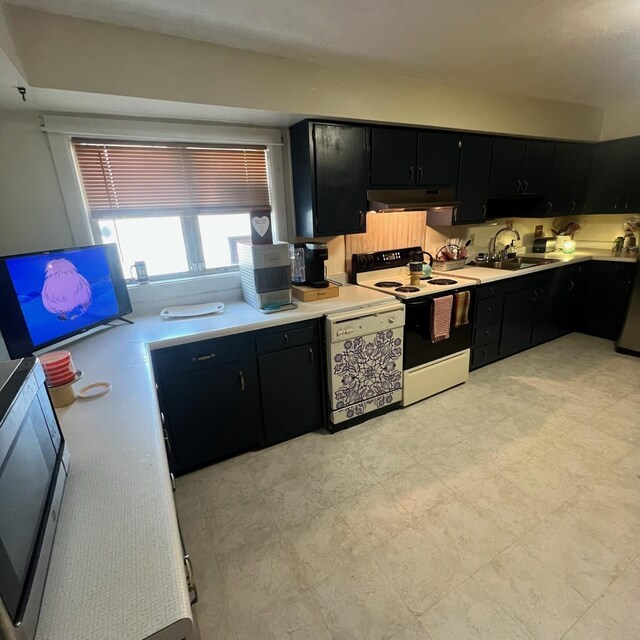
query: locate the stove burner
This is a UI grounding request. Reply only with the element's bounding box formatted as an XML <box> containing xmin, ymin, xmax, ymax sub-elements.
<box><xmin>430</xmin><ymin>278</ymin><xmax>458</xmax><ymax>285</ymax></box>
<box><xmin>395</xmin><ymin>286</ymin><xmax>420</xmax><ymax>293</ymax></box>
<box><xmin>375</xmin><ymin>281</ymin><xmax>403</xmax><ymax>288</ymax></box>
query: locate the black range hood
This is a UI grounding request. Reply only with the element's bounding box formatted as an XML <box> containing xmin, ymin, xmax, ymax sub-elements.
<box><xmin>367</xmin><ymin>188</ymin><xmax>461</xmax><ymax>213</ymax></box>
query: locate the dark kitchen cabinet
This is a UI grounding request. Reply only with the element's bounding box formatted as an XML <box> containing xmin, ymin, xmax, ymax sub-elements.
<box><xmin>455</xmin><ymin>134</ymin><xmax>494</xmax><ymax>224</ymax></box>
<box><xmin>152</xmin><ymin>334</ymin><xmax>262</xmax><ymax>475</ymax></box>
<box><xmin>531</xmin><ymin>273</ymin><xmax>565</xmax><ymax>345</ymax></box>
<box><xmin>369</xmin><ymin>127</ymin><xmax>461</xmax><ymax>188</ymax></box>
<box><xmin>488</xmin><ymin>138</ymin><xmax>527</xmax><ymax>197</ymax></box>
<box><xmin>290</xmin><ymin>121</ymin><xmax>367</xmax><ymax>237</ymax></box>
<box><xmin>546</xmin><ymin>143</ymin><xmax>593</xmax><ymax>216</ymax></box>
<box><xmin>470</xmin><ymin>281</ymin><xmax>505</xmax><ymax>369</ymax></box>
<box><xmin>577</xmin><ymin>261</ymin><xmax>635</xmax><ymax>340</ymax></box>
<box><xmin>489</xmin><ymin>138</ymin><xmax>554</xmax><ymax>198</ymax></box>
<box><xmin>370</xmin><ymin>127</ymin><xmax>418</xmax><ymax>186</ymax></box>
<box><xmin>584</xmin><ymin>137</ymin><xmax>640</xmax><ymax>214</ymax></box>
<box><xmin>500</xmin><ymin>286</ymin><xmax>537</xmax><ymax>357</ymax></box>
<box><xmin>416</xmin><ymin>130</ymin><xmax>460</xmax><ymax>187</ymax></box>
<box><xmin>258</xmin><ymin>341</ymin><xmax>323</xmax><ymax>445</ymax></box>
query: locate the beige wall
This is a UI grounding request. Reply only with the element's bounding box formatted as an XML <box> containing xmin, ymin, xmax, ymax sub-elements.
<box><xmin>4</xmin><ymin>7</ymin><xmax>604</xmax><ymax>141</ymax></box>
<box><xmin>0</xmin><ymin>110</ymin><xmax>73</xmax><ymax>254</ymax></box>
<box><xmin>600</xmin><ymin>103</ymin><xmax>640</xmax><ymax>140</ymax></box>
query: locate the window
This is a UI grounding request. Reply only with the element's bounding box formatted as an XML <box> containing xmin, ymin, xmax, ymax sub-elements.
<box><xmin>72</xmin><ymin>140</ymin><xmax>271</xmax><ymax>279</ymax></box>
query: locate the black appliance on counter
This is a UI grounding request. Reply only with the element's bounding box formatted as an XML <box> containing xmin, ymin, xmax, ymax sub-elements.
<box><xmin>0</xmin><ymin>358</ymin><xmax>69</xmax><ymax>640</ymax></box>
<box><xmin>303</xmin><ymin>243</ymin><xmax>330</xmax><ymax>288</ymax></box>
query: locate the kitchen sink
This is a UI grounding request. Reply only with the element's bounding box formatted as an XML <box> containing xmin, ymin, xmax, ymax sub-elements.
<box><xmin>475</xmin><ymin>256</ymin><xmax>560</xmax><ymax>271</ymax></box>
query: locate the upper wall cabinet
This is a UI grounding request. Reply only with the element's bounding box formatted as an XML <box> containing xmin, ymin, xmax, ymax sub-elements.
<box><xmin>290</xmin><ymin>121</ymin><xmax>367</xmax><ymax>237</ymax></box>
<box><xmin>370</xmin><ymin>128</ymin><xmax>418</xmax><ymax>186</ymax></box>
<box><xmin>546</xmin><ymin>142</ymin><xmax>593</xmax><ymax>216</ymax></box>
<box><xmin>489</xmin><ymin>138</ymin><xmax>555</xmax><ymax>198</ymax></box>
<box><xmin>454</xmin><ymin>134</ymin><xmax>494</xmax><ymax>225</ymax></box>
<box><xmin>369</xmin><ymin>127</ymin><xmax>461</xmax><ymax>188</ymax></box>
<box><xmin>584</xmin><ymin>137</ymin><xmax>640</xmax><ymax>214</ymax></box>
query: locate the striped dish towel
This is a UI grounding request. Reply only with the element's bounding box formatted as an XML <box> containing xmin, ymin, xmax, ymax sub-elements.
<box><xmin>453</xmin><ymin>290</ymin><xmax>471</xmax><ymax>328</ymax></box>
<box><xmin>431</xmin><ymin>295</ymin><xmax>454</xmax><ymax>342</ymax></box>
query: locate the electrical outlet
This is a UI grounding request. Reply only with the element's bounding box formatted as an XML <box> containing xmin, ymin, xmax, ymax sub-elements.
<box><xmin>469</xmin><ymin>234</ymin><xmax>475</xmax><ymax>246</ymax></box>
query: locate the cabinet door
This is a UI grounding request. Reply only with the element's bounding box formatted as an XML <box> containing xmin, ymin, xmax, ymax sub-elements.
<box><xmin>489</xmin><ymin>138</ymin><xmax>527</xmax><ymax>197</ymax></box>
<box><xmin>547</xmin><ymin>142</ymin><xmax>576</xmax><ymax>215</ymax></box>
<box><xmin>500</xmin><ymin>287</ymin><xmax>536</xmax><ymax>357</ymax></box>
<box><xmin>259</xmin><ymin>343</ymin><xmax>323</xmax><ymax>445</ymax></box>
<box><xmin>416</xmin><ymin>130</ymin><xmax>460</xmax><ymax>187</ymax></box>
<box><xmin>521</xmin><ymin>140</ymin><xmax>554</xmax><ymax>196</ymax></box>
<box><xmin>158</xmin><ymin>360</ymin><xmax>262</xmax><ymax>474</ymax></box>
<box><xmin>531</xmin><ymin>277</ymin><xmax>564</xmax><ymax>345</ymax></box>
<box><xmin>578</xmin><ymin>263</ymin><xmax>635</xmax><ymax>340</ymax></box>
<box><xmin>370</xmin><ymin>128</ymin><xmax>418</xmax><ymax>186</ymax></box>
<box><xmin>455</xmin><ymin>134</ymin><xmax>493</xmax><ymax>224</ymax></box>
<box><xmin>584</xmin><ymin>139</ymin><xmax>627</xmax><ymax>213</ymax></box>
<box><xmin>314</xmin><ymin>123</ymin><xmax>367</xmax><ymax>235</ymax></box>
<box><xmin>622</xmin><ymin>137</ymin><xmax>640</xmax><ymax>212</ymax></box>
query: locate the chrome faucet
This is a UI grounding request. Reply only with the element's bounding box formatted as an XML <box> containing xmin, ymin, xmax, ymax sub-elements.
<box><xmin>489</xmin><ymin>225</ymin><xmax>521</xmax><ymax>260</ymax></box>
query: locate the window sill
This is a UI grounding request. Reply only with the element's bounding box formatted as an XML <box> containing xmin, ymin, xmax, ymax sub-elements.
<box><xmin>126</xmin><ymin>269</ymin><xmax>240</xmax><ymax>289</ymax></box>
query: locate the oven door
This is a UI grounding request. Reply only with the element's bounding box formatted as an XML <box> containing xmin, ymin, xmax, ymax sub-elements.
<box><xmin>403</xmin><ymin>288</ymin><xmax>474</xmax><ymax>370</ymax></box>
<box><xmin>0</xmin><ymin>381</ymin><xmax>61</xmax><ymax>626</ymax></box>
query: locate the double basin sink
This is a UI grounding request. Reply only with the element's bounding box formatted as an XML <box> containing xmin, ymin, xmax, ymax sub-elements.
<box><xmin>474</xmin><ymin>256</ymin><xmax>560</xmax><ymax>271</ymax></box>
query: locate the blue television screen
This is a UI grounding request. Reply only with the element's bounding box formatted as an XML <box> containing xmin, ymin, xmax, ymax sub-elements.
<box><xmin>0</xmin><ymin>244</ymin><xmax>132</xmax><ymax>358</ymax></box>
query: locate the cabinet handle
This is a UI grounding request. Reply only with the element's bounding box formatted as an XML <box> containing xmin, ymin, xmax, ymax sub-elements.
<box><xmin>484</xmin><ymin>330</ymin><xmax>490</xmax><ymax>338</ymax></box>
<box><xmin>487</xmin><ymin>306</ymin><xmax>492</xmax><ymax>315</ymax></box>
<box><xmin>516</xmin><ymin>179</ymin><xmax>522</xmax><ymax>192</ymax></box>
<box><xmin>417</xmin><ymin>167</ymin><xmax>423</xmax><ymax>183</ymax></box>
<box><xmin>482</xmin><ymin>204</ymin><xmax>487</xmax><ymax>217</ymax></box>
<box><xmin>283</xmin><ymin>333</ymin><xmax>289</xmax><ymax>344</ymax></box>
<box><xmin>523</xmin><ymin>179</ymin><xmax>529</xmax><ymax>192</ymax></box>
<box><xmin>192</xmin><ymin>353</ymin><xmax>215</xmax><ymax>363</ymax></box>
<box><xmin>409</xmin><ymin>166</ymin><xmax>414</xmax><ymax>182</ymax></box>
<box><xmin>184</xmin><ymin>554</ymin><xmax>198</xmax><ymax>605</ymax></box>
<box><xmin>532</xmin><ymin>290</ymin><xmax>538</xmax><ymax>302</ymax></box>
<box><xmin>614</xmin><ymin>198</ymin><xmax>619</xmax><ymax>209</ymax></box>
<box><xmin>170</xmin><ymin>472</ymin><xmax>176</xmax><ymax>493</ymax></box>
<box><xmin>163</xmin><ymin>428</ymin><xmax>171</xmax><ymax>453</ymax></box>
<box><xmin>308</xmin><ymin>347</ymin><xmax>314</xmax><ymax>364</ymax></box>
<box><xmin>453</xmin><ymin>208</ymin><xmax>458</xmax><ymax>223</ymax></box>
<box><xmin>546</xmin><ymin>201</ymin><xmax>552</xmax><ymax>213</ymax></box>
<box><xmin>568</xmin><ymin>280</ymin><xmax>575</xmax><ymax>292</ymax></box>
<box><xmin>538</xmin><ymin>288</ymin><xmax>544</xmax><ymax>301</ymax></box>
<box><xmin>359</xmin><ymin>211</ymin><xmax>365</xmax><ymax>228</ymax></box>
<box><xmin>239</xmin><ymin>370</ymin><xmax>245</xmax><ymax>391</ymax></box>
<box><xmin>625</xmin><ymin>197</ymin><xmax>630</xmax><ymax>209</ymax></box>
<box><xmin>160</xmin><ymin>411</ymin><xmax>165</xmax><ymax>425</ymax></box>
<box><xmin>570</xmin><ymin>200</ymin><xmax>576</xmax><ymax>213</ymax></box>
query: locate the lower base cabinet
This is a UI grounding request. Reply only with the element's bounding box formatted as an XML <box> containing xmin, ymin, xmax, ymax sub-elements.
<box><xmin>258</xmin><ymin>342</ymin><xmax>323</xmax><ymax>445</ymax></box>
<box><xmin>472</xmin><ymin>264</ymin><xmax>586</xmax><ymax>369</ymax></box>
<box><xmin>577</xmin><ymin>262</ymin><xmax>635</xmax><ymax>340</ymax></box>
<box><xmin>152</xmin><ymin>319</ymin><xmax>324</xmax><ymax>475</ymax></box>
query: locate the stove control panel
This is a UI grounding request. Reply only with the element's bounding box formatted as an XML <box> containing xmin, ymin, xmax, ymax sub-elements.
<box><xmin>352</xmin><ymin>246</ymin><xmax>424</xmax><ymax>274</ymax></box>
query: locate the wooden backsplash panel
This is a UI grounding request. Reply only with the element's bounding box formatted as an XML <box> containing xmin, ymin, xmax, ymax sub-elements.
<box><xmin>344</xmin><ymin>211</ymin><xmax>427</xmax><ymax>270</ymax></box>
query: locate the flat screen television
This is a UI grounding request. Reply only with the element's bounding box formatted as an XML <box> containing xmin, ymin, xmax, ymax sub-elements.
<box><xmin>0</xmin><ymin>244</ymin><xmax>132</xmax><ymax>359</ymax></box>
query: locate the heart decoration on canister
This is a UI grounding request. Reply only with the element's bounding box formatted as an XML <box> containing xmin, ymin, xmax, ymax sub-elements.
<box><xmin>250</xmin><ymin>208</ymin><xmax>273</xmax><ymax>245</ymax></box>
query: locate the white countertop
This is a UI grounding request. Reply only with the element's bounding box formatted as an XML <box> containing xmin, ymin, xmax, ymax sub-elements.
<box><xmin>453</xmin><ymin>249</ymin><xmax>636</xmax><ymax>284</ymax></box>
<box><xmin>34</xmin><ymin>284</ymin><xmax>392</xmax><ymax>640</ymax></box>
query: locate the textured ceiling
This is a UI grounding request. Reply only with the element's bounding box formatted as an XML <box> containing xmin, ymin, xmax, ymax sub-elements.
<box><xmin>6</xmin><ymin>0</ymin><xmax>640</xmax><ymax>107</ymax></box>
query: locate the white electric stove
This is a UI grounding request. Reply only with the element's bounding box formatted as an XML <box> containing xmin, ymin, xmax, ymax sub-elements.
<box><xmin>351</xmin><ymin>247</ymin><xmax>479</xmax><ymax>406</ymax></box>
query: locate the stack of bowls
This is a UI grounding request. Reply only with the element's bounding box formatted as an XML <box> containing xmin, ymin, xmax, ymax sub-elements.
<box><xmin>39</xmin><ymin>351</ymin><xmax>77</xmax><ymax>387</ymax></box>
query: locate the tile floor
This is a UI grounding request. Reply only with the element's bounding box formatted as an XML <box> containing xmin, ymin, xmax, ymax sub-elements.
<box><xmin>175</xmin><ymin>333</ymin><xmax>640</xmax><ymax>640</ymax></box>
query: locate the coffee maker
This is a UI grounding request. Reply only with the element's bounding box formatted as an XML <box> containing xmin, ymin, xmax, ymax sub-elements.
<box><xmin>304</xmin><ymin>243</ymin><xmax>329</xmax><ymax>288</ymax></box>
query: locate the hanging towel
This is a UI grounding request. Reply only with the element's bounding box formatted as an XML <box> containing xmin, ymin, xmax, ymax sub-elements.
<box><xmin>431</xmin><ymin>295</ymin><xmax>454</xmax><ymax>342</ymax></box>
<box><xmin>453</xmin><ymin>290</ymin><xmax>471</xmax><ymax>328</ymax></box>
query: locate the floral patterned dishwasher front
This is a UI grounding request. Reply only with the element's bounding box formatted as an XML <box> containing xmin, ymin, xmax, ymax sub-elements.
<box><xmin>330</xmin><ymin>328</ymin><xmax>403</xmax><ymax>423</ymax></box>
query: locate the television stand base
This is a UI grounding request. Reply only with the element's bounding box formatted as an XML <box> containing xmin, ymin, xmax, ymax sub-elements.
<box><xmin>106</xmin><ymin>317</ymin><xmax>135</xmax><ymax>326</ymax></box>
